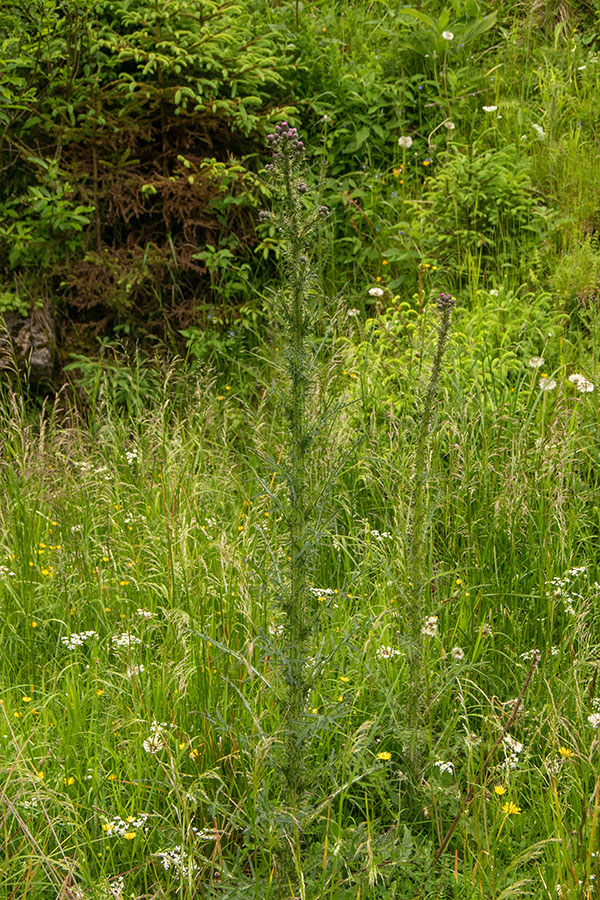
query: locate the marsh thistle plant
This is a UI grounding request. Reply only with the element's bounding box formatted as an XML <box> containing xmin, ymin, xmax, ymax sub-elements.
<box><xmin>261</xmin><ymin>124</ymin><xmax>329</xmax><ymax>816</ymax></box>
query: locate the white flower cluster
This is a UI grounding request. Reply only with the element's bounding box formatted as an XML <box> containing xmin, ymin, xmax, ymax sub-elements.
<box><xmin>588</xmin><ymin>713</ymin><xmax>600</xmax><ymax>728</ymax></box>
<box><xmin>368</xmin><ymin>529</ymin><xmax>392</xmax><ymax>541</ymax></box>
<box><xmin>61</xmin><ymin>630</ymin><xmax>98</xmax><ymax>650</ymax></box>
<box><xmin>143</xmin><ymin>720</ymin><xmax>172</xmax><ymax>754</ymax></box>
<box><xmin>376</xmin><ymin>645</ymin><xmax>402</xmax><ymax>659</ymax></box>
<box><xmin>569</xmin><ymin>373</ymin><xmax>594</xmax><ymax>392</ymax></box>
<box><xmin>0</xmin><ymin>565</ymin><xmax>15</xmax><ymax>577</ymax></box>
<box><xmin>155</xmin><ymin>845</ymin><xmax>199</xmax><ymax>876</ymax></box>
<box><xmin>503</xmin><ymin>733</ymin><xmax>524</xmax><ymax>770</ymax></box>
<box><xmin>309</xmin><ymin>587</ymin><xmax>336</xmax><ymax>596</ymax></box>
<box><xmin>421</xmin><ymin>616</ymin><xmax>439</xmax><ymax>637</ymax></box>
<box><xmin>124</xmin><ymin>448</ymin><xmax>139</xmax><ymax>464</ymax></box>
<box><xmin>546</xmin><ymin>566</ymin><xmax>586</xmax><ymax>616</ymax></box>
<box><xmin>368</xmin><ymin>286</ymin><xmax>384</xmax><ymax>297</ymax></box>
<box><xmin>451</xmin><ymin>646</ymin><xmax>465</xmax><ymax>661</ymax></box>
<box><xmin>126</xmin><ymin>663</ymin><xmax>145</xmax><ymax>677</ymax></box>
<box><xmin>102</xmin><ymin>813</ymin><xmax>148</xmax><ymax>837</ymax></box>
<box><xmin>434</xmin><ymin>759</ymin><xmax>455</xmax><ymax>775</ymax></box>
<box><xmin>111</xmin><ymin>632</ymin><xmax>142</xmax><ymax>648</ymax></box>
<box><xmin>136</xmin><ymin>608</ymin><xmax>156</xmax><ymax>619</ymax></box>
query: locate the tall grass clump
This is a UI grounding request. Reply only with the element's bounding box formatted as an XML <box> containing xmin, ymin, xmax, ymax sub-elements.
<box><xmin>406</xmin><ymin>291</ymin><xmax>455</xmax><ymax>765</ymax></box>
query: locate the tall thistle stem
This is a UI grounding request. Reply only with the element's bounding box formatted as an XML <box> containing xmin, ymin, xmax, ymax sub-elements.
<box><xmin>261</xmin><ymin>123</ymin><xmax>329</xmax><ymax>878</ymax></box>
<box><xmin>406</xmin><ymin>293</ymin><xmax>455</xmax><ymax>762</ymax></box>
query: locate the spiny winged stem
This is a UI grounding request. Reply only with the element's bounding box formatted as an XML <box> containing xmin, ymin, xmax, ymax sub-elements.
<box><xmin>261</xmin><ymin>124</ymin><xmax>329</xmax><ymax>810</ymax></box>
<box><xmin>406</xmin><ymin>293</ymin><xmax>455</xmax><ymax>761</ymax></box>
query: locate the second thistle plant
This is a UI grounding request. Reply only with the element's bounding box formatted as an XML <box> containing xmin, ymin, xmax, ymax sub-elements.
<box><xmin>261</xmin><ymin>123</ymin><xmax>329</xmax><ymax>806</ymax></box>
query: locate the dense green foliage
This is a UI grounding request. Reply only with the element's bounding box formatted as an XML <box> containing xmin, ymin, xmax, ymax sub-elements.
<box><xmin>1</xmin><ymin>0</ymin><xmax>600</xmax><ymax>359</ymax></box>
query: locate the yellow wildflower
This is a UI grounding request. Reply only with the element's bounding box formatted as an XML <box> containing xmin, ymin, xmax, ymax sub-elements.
<box><xmin>501</xmin><ymin>801</ymin><xmax>521</xmax><ymax>815</ymax></box>
<box><xmin>376</xmin><ymin>751</ymin><xmax>392</xmax><ymax>761</ymax></box>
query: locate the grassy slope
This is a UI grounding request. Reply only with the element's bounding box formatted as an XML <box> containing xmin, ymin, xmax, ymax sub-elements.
<box><xmin>1</xmin><ymin>2</ymin><xmax>600</xmax><ymax>899</ymax></box>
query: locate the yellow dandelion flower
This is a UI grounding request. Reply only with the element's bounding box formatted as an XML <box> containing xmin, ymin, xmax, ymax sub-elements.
<box><xmin>559</xmin><ymin>747</ymin><xmax>574</xmax><ymax>758</ymax></box>
<box><xmin>14</xmin><ymin>712</ymin><xmax>21</xmax><ymax>718</ymax></box>
<box><xmin>376</xmin><ymin>751</ymin><xmax>392</xmax><ymax>761</ymax></box>
<box><xmin>108</xmin><ymin>774</ymin><xmax>117</xmax><ymax>781</ymax></box>
<box><xmin>311</xmin><ymin>708</ymin><xmax>319</xmax><ymax>714</ymax></box>
<box><xmin>189</xmin><ymin>748</ymin><xmax>199</xmax><ymax>759</ymax></box>
<box><xmin>22</xmin><ymin>696</ymin><xmax>32</xmax><ymax>703</ymax></box>
<box><xmin>123</xmin><ymin>832</ymin><xmax>136</xmax><ymax>840</ymax></box>
<box><xmin>63</xmin><ymin>776</ymin><xmax>75</xmax><ymax>786</ymax></box>
<box><xmin>179</xmin><ymin>742</ymin><xmax>187</xmax><ymax>750</ymax></box>
<box><xmin>501</xmin><ymin>801</ymin><xmax>521</xmax><ymax>815</ymax></box>
<box><xmin>339</xmin><ymin>676</ymin><xmax>350</xmax><ymax>683</ymax></box>
<box><xmin>494</xmin><ymin>785</ymin><xmax>506</xmax><ymax>795</ymax></box>
<box><xmin>31</xmin><ymin>621</ymin><xmax>38</xmax><ymax>627</ymax></box>
<box><xmin>37</xmin><ymin>770</ymin><xmax>44</xmax><ymax>781</ymax></box>
<box><xmin>96</xmin><ymin>689</ymin><xmax>104</xmax><ymax>697</ymax></box>
<box><xmin>376</xmin><ymin>276</ymin><xmax>382</xmax><ymax>283</ymax></box>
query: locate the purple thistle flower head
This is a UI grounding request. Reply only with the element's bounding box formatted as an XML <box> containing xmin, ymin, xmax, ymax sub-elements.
<box><xmin>436</xmin><ymin>292</ymin><xmax>455</xmax><ymax>311</ymax></box>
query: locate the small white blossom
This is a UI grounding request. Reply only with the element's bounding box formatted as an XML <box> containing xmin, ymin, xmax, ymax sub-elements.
<box><xmin>503</xmin><ymin>734</ymin><xmax>523</xmax><ymax>754</ymax></box>
<box><xmin>532</xmin><ymin>123</ymin><xmax>546</xmax><ymax>139</ymax></box>
<box><xmin>482</xmin><ymin>105</ymin><xmax>498</xmax><ymax>112</ymax></box>
<box><xmin>136</xmin><ymin>608</ymin><xmax>156</xmax><ymax>619</ymax></box>
<box><xmin>155</xmin><ymin>845</ymin><xmax>199</xmax><ymax>876</ymax></box>
<box><xmin>111</xmin><ymin>632</ymin><xmax>142</xmax><ymax>648</ymax></box>
<box><xmin>444</xmin><ymin>120</ymin><xmax>455</xmax><ymax>130</ymax></box>
<box><xmin>489</xmin><ymin>288</ymin><xmax>499</xmax><ymax>296</ymax></box>
<box><xmin>451</xmin><ymin>646</ymin><xmax>465</xmax><ymax>661</ymax></box>
<box><xmin>577</xmin><ymin>379</ymin><xmax>594</xmax><ymax>393</ymax></box>
<box><xmin>376</xmin><ymin>645</ymin><xmax>402</xmax><ymax>659</ymax></box>
<box><xmin>126</xmin><ymin>664</ymin><xmax>145</xmax><ymax>677</ymax></box>
<box><xmin>368</xmin><ymin>287</ymin><xmax>384</xmax><ymax>297</ymax></box>
<box><xmin>442</xmin><ymin>31</ymin><xmax>454</xmax><ymax>40</ymax></box>
<box><xmin>398</xmin><ymin>136</ymin><xmax>413</xmax><ymax>149</ymax></box>
<box><xmin>434</xmin><ymin>759</ymin><xmax>455</xmax><ymax>774</ymax></box>
<box><xmin>421</xmin><ymin>616</ymin><xmax>439</xmax><ymax>637</ymax></box>
<box><xmin>588</xmin><ymin>713</ymin><xmax>600</xmax><ymax>728</ymax></box>
<box><xmin>61</xmin><ymin>630</ymin><xmax>98</xmax><ymax>651</ymax></box>
<box><xmin>528</xmin><ymin>356</ymin><xmax>545</xmax><ymax>368</ymax></box>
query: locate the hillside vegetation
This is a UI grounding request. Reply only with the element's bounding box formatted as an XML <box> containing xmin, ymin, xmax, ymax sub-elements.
<box><xmin>1</xmin><ymin>1</ymin><xmax>600</xmax><ymax>899</ymax></box>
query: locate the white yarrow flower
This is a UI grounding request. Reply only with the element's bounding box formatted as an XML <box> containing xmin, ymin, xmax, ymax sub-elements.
<box><xmin>398</xmin><ymin>136</ymin><xmax>413</xmax><ymax>149</ymax></box>
<box><xmin>532</xmin><ymin>123</ymin><xmax>546</xmax><ymax>139</ymax></box>
<box><xmin>482</xmin><ymin>105</ymin><xmax>498</xmax><ymax>112</ymax></box>
<box><xmin>588</xmin><ymin>713</ymin><xmax>600</xmax><ymax>727</ymax></box>
<box><xmin>442</xmin><ymin>31</ymin><xmax>454</xmax><ymax>40</ymax></box>
<box><xmin>368</xmin><ymin>287</ymin><xmax>384</xmax><ymax>297</ymax></box>
<box><xmin>528</xmin><ymin>356</ymin><xmax>545</xmax><ymax>368</ymax></box>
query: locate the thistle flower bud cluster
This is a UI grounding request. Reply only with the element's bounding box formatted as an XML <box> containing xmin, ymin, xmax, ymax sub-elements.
<box><xmin>436</xmin><ymin>292</ymin><xmax>455</xmax><ymax>310</ymax></box>
<box><xmin>266</xmin><ymin>121</ymin><xmax>305</xmax><ymax>159</ymax></box>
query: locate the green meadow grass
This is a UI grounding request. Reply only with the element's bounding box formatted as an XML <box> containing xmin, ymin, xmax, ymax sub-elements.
<box><xmin>1</xmin><ymin>289</ymin><xmax>599</xmax><ymax>899</ymax></box>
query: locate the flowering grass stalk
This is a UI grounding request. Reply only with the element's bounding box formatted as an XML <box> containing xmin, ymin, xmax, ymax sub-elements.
<box><xmin>262</xmin><ymin>122</ymin><xmax>329</xmax><ymax>881</ymax></box>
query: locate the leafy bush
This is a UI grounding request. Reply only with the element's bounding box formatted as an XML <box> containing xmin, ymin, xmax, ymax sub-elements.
<box><xmin>400</xmin><ymin>144</ymin><xmax>553</xmax><ymax>285</ymax></box>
